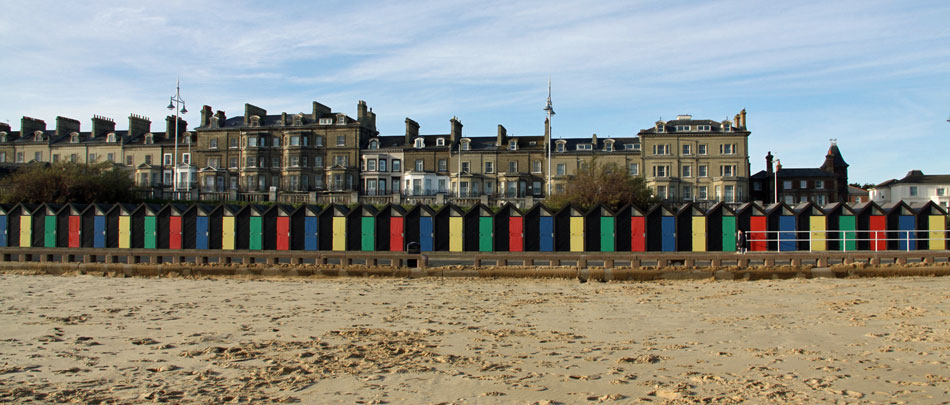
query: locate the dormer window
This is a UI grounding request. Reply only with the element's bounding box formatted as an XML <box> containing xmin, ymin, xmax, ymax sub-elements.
<box><xmin>34</xmin><ymin>131</ymin><xmax>45</xmax><ymax>142</ymax></box>
<box><xmin>0</xmin><ymin>133</ymin><xmax>6</xmax><ymax>143</ymax></box>
<box><xmin>318</xmin><ymin>118</ymin><xmax>333</xmax><ymax>125</ymax></box>
<box><xmin>414</xmin><ymin>138</ymin><xmax>424</xmax><ymax>148</ymax></box>
<box><xmin>436</xmin><ymin>138</ymin><xmax>445</xmax><ymax>146</ymax></box>
<box><xmin>697</xmin><ymin>125</ymin><xmax>711</xmax><ymax>131</ymax></box>
<box><xmin>293</xmin><ymin>114</ymin><xmax>304</xmax><ymax>126</ymax></box>
<box><xmin>369</xmin><ymin>139</ymin><xmax>379</xmax><ymax>149</ymax></box>
<box><xmin>556</xmin><ymin>141</ymin><xmax>565</xmax><ymax>153</ymax></box>
<box><xmin>461</xmin><ymin>139</ymin><xmax>471</xmax><ymax>151</ymax></box>
<box><xmin>145</xmin><ymin>133</ymin><xmax>154</xmax><ymax>144</ymax></box>
<box><xmin>107</xmin><ymin>133</ymin><xmax>116</xmax><ymax>143</ymax></box>
<box><xmin>508</xmin><ymin>139</ymin><xmax>517</xmax><ymax>150</ymax></box>
<box><xmin>722</xmin><ymin>122</ymin><xmax>732</xmax><ymax>131</ymax></box>
<box><xmin>576</xmin><ymin>144</ymin><xmax>592</xmax><ymax>151</ymax></box>
<box><xmin>675</xmin><ymin>125</ymin><xmax>690</xmax><ymax>131</ymax></box>
<box><xmin>656</xmin><ymin>122</ymin><xmax>665</xmax><ymax>132</ymax></box>
<box><xmin>604</xmin><ymin>141</ymin><xmax>614</xmax><ymax>152</ymax></box>
<box><xmin>70</xmin><ymin>132</ymin><xmax>79</xmax><ymax>143</ymax></box>
<box><xmin>249</xmin><ymin>115</ymin><xmax>261</xmax><ymax>127</ymax></box>
<box><xmin>336</xmin><ymin>114</ymin><xmax>347</xmax><ymax>125</ymax></box>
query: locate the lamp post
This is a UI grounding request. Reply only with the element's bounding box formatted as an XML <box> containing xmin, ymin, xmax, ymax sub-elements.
<box><xmin>543</xmin><ymin>79</ymin><xmax>555</xmax><ymax>197</ymax></box>
<box><xmin>167</xmin><ymin>79</ymin><xmax>187</xmax><ymax>198</ymax></box>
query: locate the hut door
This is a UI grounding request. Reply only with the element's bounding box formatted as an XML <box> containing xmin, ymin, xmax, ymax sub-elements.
<box><xmin>68</xmin><ymin>216</ymin><xmax>81</xmax><ymax>248</ymax></box>
<box><xmin>169</xmin><ymin>216</ymin><xmax>182</xmax><ymax>250</ymax></box>
<box><xmin>44</xmin><ymin>216</ymin><xmax>56</xmax><ymax>248</ymax></box>
<box><xmin>94</xmin><ymin>216</ymin><xmax>106</xmax><ymax>248</ymax></box>
<box><xmin>144</xmin><ymin>216</ymin><xmax>156</xmax><ymax>249</ymax></box>
<box><xmin>630</xmin><ymin>217</ymin><xmax>645</xmax><ymax>252</ymax></box>
<box><xmin>898</xmin><ymin>215</ymin><xmax>915</xmax><ymax>250</ymax></box>
<box><xmin>478</xmin><ymin>217</ymin><xmax>492</xmax><ymax>252</ymax></box>
<box><xmin>419</xmin><ymin>217</ymin><xmax>433</xmax><ymax>252</ymax></box>
<box><xmin>749</xmin><ymin>216</ymin><xmax>767</xmax><ymax>251</ymax></box>
<box><xmin>721</xmin><ymin>217</ymin><xmax>736</xmax><ymax>252</ymax></box>
<box><xmin>196</xmin><ymin>216</ymin><xmax>209</xmax><ymax>250</ymax></box>
<box><xmin>539</xmin><ymin>217</ymin><xmax>553</xmax><ymax>252</ymax></box>
<box><xmin>778</xmin><ymin>216</ymin><xmax>796</xmax><ymax>252</ymax></box>
<box><xmin>304</xmin><ymin>217</ymin><xmax>318</xmax><ymax>251</ymax></box>
<box><xmin>660</xmin><ymin>216</ymin><xmax>675</xmax><ymax>252</ymax></box>
<box><xmin>0</xmin><ymin>215</ymin><xmax>6</xmax><ymax>247</ymax></box>
<box><xmin>809</xmin><ymin>216</ymin><xmax>826</xmax><ymax>251</ymax></box>
<box><xmin>600</xmin><ymin>216</ymin><xmax>615</xmax><ymax>252</ymax></box>
<box><xmin>119</xmin><ymin>216</ymin><xmax>131</xmax><ymax>248</ymax></box>
<box><xmin>869</xmin><ymin>216</ymin><xmax>886</xmax><ymax>251</ymax></box>
<box><xmin>332</xmin><ymin>217</ymin><xmax>346</xmax><ymax>251</ymax></box>
<box><xmin>569</xmin><ymin>217</ymin><xmax>583</xmax><ymax>252</ymax></box>
<box><xmin>509</xmin><ymin>217</ymin><xmax>523</xmax><ymax>252</ymax></box>
<box><xmin>449</xmin><ymin>217</ymin><xmax>463</xmax><ymax>252</ymax></box>
<box><xmin>929</xmin><ymin>216</ymin><xmax>945</xmax><ymax>250</ymax></box>
<box><xmin>249</xmin><ymin>217</ymin><xmax>263</xmax><ymax>250</ymax></box>
<box><xmin>390</xmin><ymin>217</ymin><xmax>404</xmax><ymax>251</ymax></box>
<box><xmin>276</xmin><ymin>217</ymin><xmax>290</xmax><ymax>251</ymax></box>
<box><xmin>691</xmin><ymin>217</ymin><xmax>706</xmax><ymax>252</ymax></box>
<box><xmin>361</xmin><ymin>217</ymin><xmax>375</xmax><ymax>251</ymax></box>
<box><xmin>222</xmin><ymin>217</ymin><xmax>235</xmax><ymax>250</ymax></box>
<box><xmin>839</xmin><ymin>216</ymin><xmax>856</xmax><ymax>251</ymax></box>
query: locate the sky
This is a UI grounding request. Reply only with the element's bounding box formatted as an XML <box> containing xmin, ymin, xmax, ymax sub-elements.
<box><xmin>1</xmin><ymin>0</ymin><xmax>948</xmax><ymax>185</ymax></box>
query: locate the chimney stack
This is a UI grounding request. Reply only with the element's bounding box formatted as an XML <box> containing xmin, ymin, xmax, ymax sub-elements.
<box><xmin>20</xmin><ymin>117</ymin><xmax>46</xmax><ymax>137</ymax></box>
<box><xmin>405</xmin><ymin>118</ymin><xmax>419</xmax><ymax>145</ymax></box>
<box><xmin>496</xmin><ymin>125</ymin><xmax>507</xmax><ymax>147</ymax></box>
<box><xmin>591</xmin><ymin>133</ymin><xmax>598</xmax><ymax>148</ymax></box>
<box><xmin>449</xmin><ymin>116</ymin><xmax>462</xmax><ymax>145</ymax></box>
<box><xmin>211</xmin><ymin>110</ymin><xmax>226</xmax><ymax>128</ymax></box>
<box><xmin>765</xmin><ymin>151</ymin><xmax>773</xmax><ymax>176</ymax></box>
<box><xmin>91</xmin><ymin>115</ymin><xmax>116</xmax><ymax>138</ymax></box>
<box><xmin>55</xmin><ymin>116</ymin><xmax>80</xmax><ymax>137</ymax></box>
<box><xmin>128</xmin><ymin>114</ymin><xmax>151</xmax><ymax>139</ymax></box>
<box><xmin>740</xmin><ymin>109</ymin><xmax>747</xmax><ymax>128</ymax></box>
<box><xmin>200</xmin><ymin>105</ymin><xmax>212</xmax><ymax>127</ymax></box>
<box><xmin>312</xmin><ymin>101</ymin><xmax>331</xmax><ymax>121</ymax></box>
<box><xmin>166</xmin><ymin>115</ymin><xmax>187</xmax><ymax>137</ymax></box>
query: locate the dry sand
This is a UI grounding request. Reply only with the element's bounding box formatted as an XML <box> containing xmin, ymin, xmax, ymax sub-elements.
<box><xmin>1</xmin><ymin>273</ymin><xmax>949</xmax><ymax>403</ymax></box>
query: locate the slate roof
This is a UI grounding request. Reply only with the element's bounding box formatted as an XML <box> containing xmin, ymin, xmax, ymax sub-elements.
<box><xmin>750</xmin><ymin>168</ymin><xmax>835</xmax><ymax>179</ymax></box>
<box><xmin>874</xmin><ymin>170</ymin><xmax>950</xmax><ymax>188</ymax></box>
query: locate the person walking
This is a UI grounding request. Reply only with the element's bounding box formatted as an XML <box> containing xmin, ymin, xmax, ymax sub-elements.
<box><xmin>736</xmin><ymin>229</ymin><xmax>746</xmax><ymax>254</ymax></box>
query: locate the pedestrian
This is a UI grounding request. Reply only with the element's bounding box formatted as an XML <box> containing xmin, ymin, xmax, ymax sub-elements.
<box><xmin>736</xmin><ymin>230</ymin><xmax>746</xmax><ymax>254</ymax></box>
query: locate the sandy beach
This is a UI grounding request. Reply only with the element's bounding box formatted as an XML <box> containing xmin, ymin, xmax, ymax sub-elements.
<box><xmin>1</xmin><ymin>273</ymin><xmax>949</xmax><ymax>403</ymax></box>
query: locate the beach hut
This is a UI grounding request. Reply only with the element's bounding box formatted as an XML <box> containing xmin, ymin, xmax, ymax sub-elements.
<box><xmin>885</xmin><ymin>201</ymin><xmax>917</xmax><ymax>251</ymax></box>
<box><xmin>166</xmin><ymin>203</ymin><xmax>189</xmax><ymax>250</ymax></box>
<box><xmin>494</xmin><ymin>203</ymin><xmax>523</xmax><ymax>252</ymax></box>
<box><xmin>855</xmin><ymin>202</ymin><xmax>887</xmax><ymax>251</ymax></box>
<box><xmin>434</xmin><ymin>204</ymin><xmax>465</xmax><ymax>252</ymax></box>
<box><xmin>80</xmin><ymin>203</ymin><xmax>111</xmax><ymax>248</ymax></box>
<box><xmin>375</xmin><ymin>204</ymin><xmax>406</xmax><ymax>252</ymax></box>
<box><xmin>463</xmin><ymin>203</ymin><xmax>493</xmax><ymax>252</ymax></box>
<box><xmin>405</xmin><ymin>204</ymin><xmax>435</xmax><ymax>252</ymax></box>
<box><xmin>243</xmin><ymin>205</ymin><xmax>266</xmax><ymax>251</ymax></box>
<box><xmin>291</xmin><ymin>205</ymin><xmax>321</xmax><ymax>251</ymax></box>
<box><xmin>646</xmin><ymin>204</ymin><xmax>676</xmax><ymax>252</ymax></box>
<box><xmin>0</xmin><ymin>204</ymin><xmax>10</xmax><ymax>247</ymax></box>
<box><xmin>116</xmin><ymin>203</ymin><xmax>141</xmax><ymax>249</ymax></box>
<box><xmin>52</xmin><ymin>204</ymin><xmax>72</xmax><ymax>248</ymax></box>
<box><xmin>704</xmin><ymin>203</ymin><xmax>734</xmax><ymax>252</ymax></box>
<box><xmin>194</xmin><ymin>204</ymin><xmax>218</xmax><ymax>250</ymax></box>
<box><xmin>322</xmin><ymin>204</ymin><xmax>349</xmax><ymax>252</ymax></box>
<box><xmin>523</xmin><ymin>204</ymin><xmax>555</xmax><ymax>252</ymax></box>
<box><xmin>822</xmin><ymin>202</ymin><xmax>857</xmax><ymax>251</ymax></box>
<box><xmin>36</xmin><ymin>203</ymin><xmax>63</xmax><ymax>248</ymax></box>
<box><xmin>345</xmin><ymin>204</ymin><xmax>377</xmax><ymax>251</ymax></box>
<box><xmin>63</xmin><ymin>203</ymin><xmax>86</xmax><ymax>248</ymax></box>
<box><xmin>765</xmin><ymin>202</ymin><xmax>797</xmax><ymax>252</ymax></box>
<box><xmin>583</xmin><ymin>205</ymin><xmax>615</xmax><ymax>252</ymax></box>
<box><xmin>679</xmin><ymin>204</ymin><xmax>707</xmax><ymax>252</ymax></box>
<box><xmin>553</xmin><ymin>204</ymin><xmax>585</xmax><ymax>252</ymax></box>
<box><xmin>273</xmin><ymin>205</ymin><xmax>296</xmax><ymax>251</ymax></box>
<box><xmin>736</xmin><ymin>203</ymin><xmax>768</xmax><ymax>252</ymax></box>
<box><xmin>913</xmin><ymin>201</ymin><xmax>947</xmax><ymax>250</ymax></box>
<box><xmin>794</xmin><ymin>202</ymin><xmax>826</xmax><ymax>251</ymax></box>
<box><xmin>220</xmin><ymin>205</ymin><xmax>243</xmax><ymax>250</ymax></box>
<box><xmin>614</xmin><ymin>204</ymin><xmax>646</xmax><ymax>252</ymax></box>
<box><xmin>141</xmin><ymin>204</ymin><xmax>168</xmax><ymax>250</ymax></box>
<box><xmin>5</xmin><ymin>204</ymin><xmax>33</xmax><ymax>248</ymax></box>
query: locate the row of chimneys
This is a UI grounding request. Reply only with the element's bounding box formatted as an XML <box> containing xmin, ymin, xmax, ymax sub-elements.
<box><xmin>0</xmin><ymin>114</ymin><xmax>186</xmax><ymax>141</ymax></box>
<box><xmin>198</xmin><ymin>100</ymin><xmax>378</xmax><ymax>132</ymax></box>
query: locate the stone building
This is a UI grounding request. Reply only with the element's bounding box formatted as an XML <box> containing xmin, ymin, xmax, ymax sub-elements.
<box><xmin>870</xmin><ymin>170</ymin><xmax>950</xmax><ymax>208</ymax></box>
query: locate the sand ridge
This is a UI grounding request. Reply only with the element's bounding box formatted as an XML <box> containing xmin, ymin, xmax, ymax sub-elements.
<box><xmin>1</xmin><ymin>274</ymin><xmax>949</xmax><ymax>403</ymax></box>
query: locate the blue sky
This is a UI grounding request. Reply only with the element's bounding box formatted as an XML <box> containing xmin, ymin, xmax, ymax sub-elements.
<box><xmin>1</xmin><ymin>0</ymin><xmax>948</xmax><ymax>184</ymax></box>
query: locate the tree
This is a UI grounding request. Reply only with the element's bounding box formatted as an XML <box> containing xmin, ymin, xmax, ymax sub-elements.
<box><xmin>849</xmin><ymin>182</ymin><xmax>876</xmax><ymax>190</ymax></box>
<box><xmin>547</xmin><ymin>159</ymin><xmax>659</xmax><ymax>211</ymax></box>
<box><xmin>0</xmin><ymin>161</ymin><xmax>136</xmax><ymax>204</ymax></box>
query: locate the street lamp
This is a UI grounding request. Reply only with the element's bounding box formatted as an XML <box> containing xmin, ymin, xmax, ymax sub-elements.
<box><xmin>167</xmin><ymin>79</ymin><xmax>187</xmax><ymax>197</ymax></box>
<box><xmin>543</xmin><ymin>79</ymin><xmax>555</xmax><ymax>197</ymax></box>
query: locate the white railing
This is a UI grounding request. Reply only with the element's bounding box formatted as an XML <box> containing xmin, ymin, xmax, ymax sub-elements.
<box><xmin>741</xmin><ymin>229</ymin><xmax>941</xmax><ymax>252</ymax></box>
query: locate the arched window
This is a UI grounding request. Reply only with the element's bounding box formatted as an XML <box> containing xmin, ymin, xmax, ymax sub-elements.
<box><xmin>369</xmin><ymin>139</ymin><xmax>379</xmax><ymax>149</ymax></box>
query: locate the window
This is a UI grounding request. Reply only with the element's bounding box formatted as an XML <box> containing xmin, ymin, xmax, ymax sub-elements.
<box><xmin>333</xmin><ymin>155</ymin><xmax>348</xmax><ymax>166</ymax></box>
<box><xmin>144</xmin><ymin>155</ymin><xmax>153</xmax><ymax>165</ymax></box>
<box><xmin>16</xmin><ymin>152</ymin><xmax>23</xmax><ymax>163</ymax></box>
<box><xmin>436</xmin><ymin>138</ymin><xmax>445</xmax><ymax>146</ymax></box>
<box><xmin>392</xmin><ymin>179</ymin><xmax>399</xmax><ymax>194</ymax></box>
<box><xmin>485</xmin><ymin>161</ymin><xmax>494</xmax><ymax>173</ymax></box>
<box><xmin>653</xmin><ymin>165</ymin><xmax>669</xmax><ymax>177</ymax></box>
<box><xmin>784</xmin><ymin>195</ymin><xmax>795</xmax><ymax>204</ymax></box>
<box><xmin>379</xmin><ymin>159</ymin><xmax>387</xmax><ymax>172</ymax></box>
<box><xmin>816</xmin><ymin>180</ymin><xmax>824</xmax><ymax>189</ymax></box>
<box><xmin>208</xmin><ymin>157</ymin><xmax>220</xmax><ymax>168</ymax></box>
<box><xmin>720</xmin><ymin>165</ymin><xmax>736</xmax><ymax>177</ymax></box>
<box><xmin>683</xmin><ymin>186</ymin><xmax>692</xmax><ymax>200</ymax></box>
<box><xmin>314</xmin><ymin>156</ymin><xmax>323</xmax><ymax>167</ymax></box>
<box><xmin>576</xmin><ymin>144</ymin><xmax>592</xmax><ymax>150</ymax></box>
<box><xmin>656</xmin><ymin>186</ymin><xmax>667</xmax><ymax>199</ymax></box>
<box><xmin>675</xmin><ymin>125</ymin><xmax>690</xmax><ymax>131</ymax></box>
<box><xmin>754</xmin><ymin>182</ymin><xmax>762</xmax><ymax>191</ymax></box>
<box><xmin>368</xmin><ymin>139</ymin><xmax>378</xmax><ymax>149</ymax></box>
<box><xmin>107</xmin><ymin>153</ymin><xmax>114</xmax><ymax>162</ymax></box>
<box><xmin>628</xmin><ymin>163</ymin><xmax>639</xmax><ymax>175</ymax></box>
<box><xmin>438</xmin><ymin>179</ymin><xmax>447</xmax><ymax>193</ymax></box>
<box><xmin>336</xmin><ymin>135</ymin><xmax>345</xmax><ymax>146</ymax></box>
<box><xmin>910</xmin><ymin>186</ymin><xmax>918</xmax><ymax>196</ymax></box>
<box><xmin>817</xmin><ymin>195</ymin><xmax>826</xmax><ymax>205</ymax></box>
<box><xmin>70</xmin><ymin>154</ymin><xmax>77</xmax><ymax>163</ymax></box>
<box><xmin>126</xmin><ymin>156</ymin><xmax>133</xmax><ymax>166</ymax></box>
<box><xmin>720</xmin><ymin>143</ymin><xmax>737</xmax><ymax>155</ymax></box>
<box><xmin>698</xmin><ymin>165</ymin><xmax>708</xmax><ymax>177</ymax></box>
<box><xmin>461</xmin><ymin>162</ymin><xmax>469</xmax><ymax>172</ymax></box>
<box><xmin>392</xmin><ymin>159</ymin><xmax>400</xmax><ymax>172</ymax></box>
<box><xmin>438</xmin><ymin>159</ymin><xmax>447</xmax><ymax>172</ymax></box>
<box><xmin>698</xmin><ymin>186</ymin><xmax>708</xmax><ymax>199</ymax></box>
<box><xmin>246</xmin><ymin>156</ymin><xmax>255</xmax><ymax>168</ymax></box>
<box><xmin>938</xmin><ymin>188</ymin><xmax>946</xmax><ymax>196</ymax></box>
<box><xmin>556</xmin><ymin>143</ymin><xmax>564</xmax><ymax>152</ymax></box>
<box><xmin>508</xmin><ymin>140</ymin><xmax>517</xmax><ymax>150</ymax></box>
<box><xmin>367</xmin><ymin>159</ymin><xmax>376</xmax><ymax>171</ymax></box>
<box><xmin>605</xmin><ymin>142</ymin><xmax>613</xmax><ymax>152</ymax></box>
<box><xmin>682</xmin><ymin>165</ymin><xmax>691</xmax><ymax>178</ymax></box>
<box><xmin>182</xmin><ymin>153</ymin><xmax>191</xmax><ymax>164</ymax></box>
<box><xmin>556</xmin><ymin>164</ymin><xmax>566</xmax><ymax>176</ymax></box>
<box><xmin>461</xmin><ymin>140</ymin><xmax>470</xmax><ymax>151</ymax></box>
<box><xmin>229</xmin><ymin>137</ymin><xmax>238</xmax><ymax>148</ymax></box>
<box><xmin>556</xmin><ymin>184</ymin><xmax>565</xmax><ymax>194</ymax></box>
<box><xmin>784</xmin><ymin>180</ymin><xmax>792</xmax><ymax>189</ymax></box>
<box><xmin>210</xmin><ymin>138</ymin><xmax>218</xmax><ymax>149</ymax></box>
<box><xmin>290</xmin><ymin>156</ymin><xmax>299</xmax><ymax>167</ymax></box>
<box><xmin>414</xmin><ymin>138</ymin><xmax>424</xmax><ymax>148</ymax></box>
<box><xmin>247</xmin><ymin>136</ymin><xmax>258</xmax><ymax>147</ymax></box>
<box><xmin>415</xmin><ymin>159</ymin><xmax>424</xmax><ymax>171</ymax></box>
<box><xmin>319</xmin><ymin>118</ymin><xmax>333</xmax><ymax>125</ymax></box>
<box><xmin>509</xmin><ymin>161</ymin><xmax>517</xmax><ymax>172</ymax></box>
<box><xmin>725</xmin><ymin>185</ymin><xmax>735</xmax><ymax>202</ymax></box>
<box><xmin>652</xmin><ymin>144</ymin><xmax>670</xmax><ymax>155</ymax></box>
<box><xmin>682</xmin><ymin>144</ymin><xmax>691</xmax><ymax>155</ymax></box>
<box><xmin>272</xmin><ymin>157</ymin><xmax>279</xmax><ymax>168</ymax></box>
<box><xmin>88</xmin><ymin>153</ymin><xmax>97</xmax><ymax>162</ymax></box>
<box><xmin>533</xmin><ymin>181</ymin><xmax>542</xmax><ymax>196</ymax></box>
<box><xmin>163</xmin><ymin>153</ymin><xmax>172</xmax><ymax>165</ymax></box>
<box><xmin>698</xmin><ymin>144</ymin><xmax>707</xmax><ymax>155</ymax></box>
<box><xmin>52</xmin><ymin>154</ymin><xmax>59</xmax><ymax>163</ymax></box>
<box><xmin>315</xmin><ymin>136</ymin><xmax>323</xmax><ymax>146</ymax></box>
<box><xmin>34</xmin><ymin>151</ymin><xmax>42</xmax><ymax>161</ymax></box>
<box><xmin>800</xmin><ymin>180</ymin><xmax>807</xmax><ymax>188</ymax></box>
<box><xmin>229</xmin><ymin>157</ymin><xmax>238</xmax><ymax>168</ymax></box>
<box><xmin>532</xmin><ymin>160</ymin><xmax>542</xmax><ymax>173</ymax></box>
